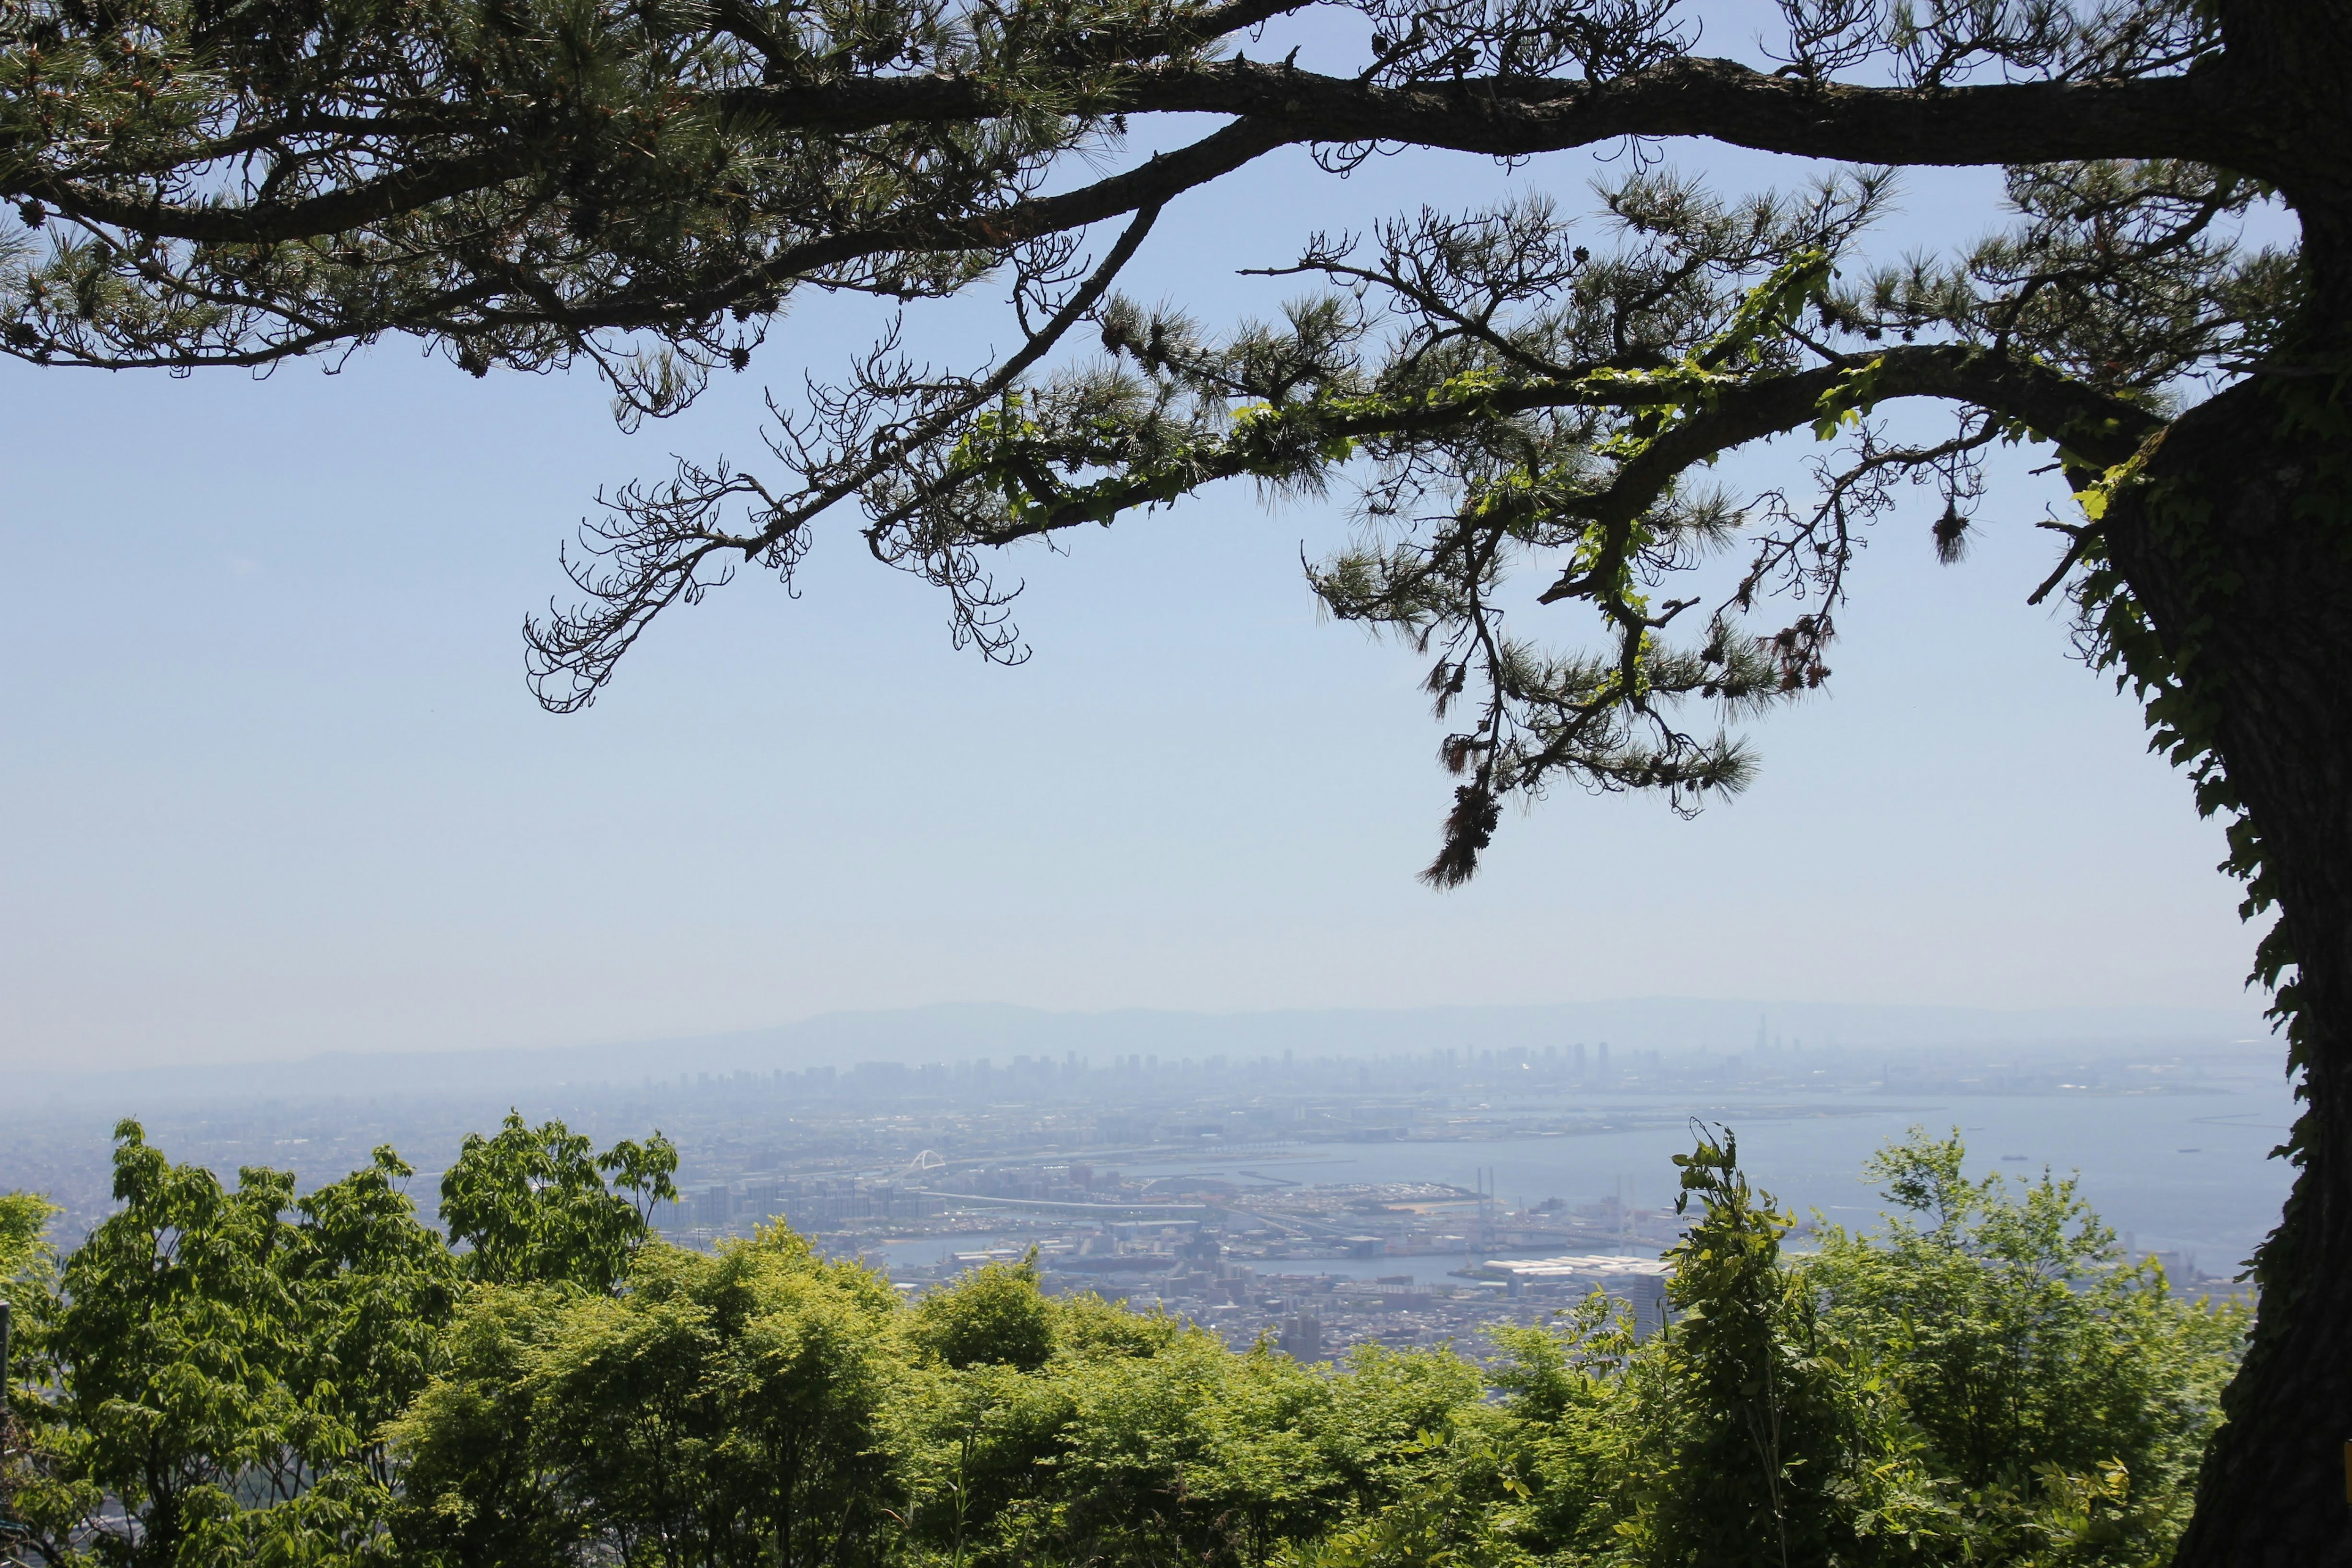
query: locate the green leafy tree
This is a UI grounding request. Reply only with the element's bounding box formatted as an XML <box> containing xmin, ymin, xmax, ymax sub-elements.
<box><xmin>911</xmin><ymin>1257</ymin><xmax>1057</xmax><ymax>1373</ymax></box>
<box><xmin>1635</xmin><ymin>1129</ymin><xmax>1882</xmax><ymax>1568</ymax></box>
<box><xmin>1179</xmin><ymin>1345</ymin><xmax>1350</xmax><ymax>1568</ymax></box>
<box><xmin>1474</xmin><ymin>1129</ymin><xmax>2245</xmax><ymax>1568</ymax></box>
<box><xmin>390</xmin><ymin>1226</ymin><xmax>904</xmax><ymax>1568</ymax></box>
<box><xmin>896</xmin><ymin>1357</ymin><xmax>1031</xmax><ymax>1568</ymax></box>
<box><xmin>892</xmin><ymin>1287</ymin><xmax>1184</xmax><ymax>1568</ymax></box>
<box><xmin>0</xmin><ymin>1114</ymin><xmax>692</xmax><ymax>1568</ymax></box>
<box><xmin>0</xmin><ymin>1195</ymin><xmax>55</xmax><ymax>1287</ymax></box>
<box><xmin>371</xmin><ymin>1284</ymin><xmax>581</xmax><ymax>1568</ymax></box>
<box><xmin>16</xmin><ymin>1124</ymin><xmax>311</xmax><ymax>1568</ymax></box>
<box><xmin>9</xmin><ymin>1121</ymin><xmax>2249</xmax><ymax>1568</ymax></box>
<box><xmin>899</xmin><ymin>1294</ymin><xmax>1264</xmax><ymax>1568</ymax></box>
<box><xmin>1272</xmin><ymin>1425</ymin><xmax>1536</xmax><ymax>1568</ymax></box>
<box><xmin>1806</xmin><ymin>1129</ymin><xmax>2247</xmax><ymax>1566</ymax></box>
<box><xmin>279</xmin><ymin>1147</ymin><xmax>463</xmax><ymax>1496</ymax></box>
<box><xmin>2</xmin><ymin>1189</ymin><xmax>61</xmax><ymax>1557</ymax></box>
<box><xmin>438</xmin><ymin>1114</ymin><xmax>679</xmax><ymax>1292</ymax></box>
<box><xmin>9</xmin><ymin>1125</ymin><xmax>452</xmax><ymax>1568</ymax></box>
<box><xmin>898</xmin><ymin>1259</ymin><xmax>1079</xmax><ymax>1568</ymax></box>
<box><xmin>887</xmin><ymin>1268</ymin><xmax>1493</xmax><ymax>1568</ymax></box>
<box><xmin>5</xmin><ymin>7</ymin><xmax>2343</xmax><ymax>1549</ymax></box>
<box><xmin>1482</xmin><ymin>1295</ymin><xmax>1655</xmax><ymax>1567</ymax></box>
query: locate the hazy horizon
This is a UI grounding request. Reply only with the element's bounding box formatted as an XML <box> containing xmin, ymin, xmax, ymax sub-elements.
<box><xmin>10</xmin><ymin>994</ymin><xmax>2277</xmax><ymax>1098</ymax></box>
<box><xmin>6</xmin><ymin>995</ymin><xmax>2295</xmax><ymax>1275</ymax></box>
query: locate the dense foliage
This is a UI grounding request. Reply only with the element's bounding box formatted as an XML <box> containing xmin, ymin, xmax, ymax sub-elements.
<box><xmin>0</xmin><ymin>1121</ymin><xmax>2243</xmax><ymax>1568</ymax></box>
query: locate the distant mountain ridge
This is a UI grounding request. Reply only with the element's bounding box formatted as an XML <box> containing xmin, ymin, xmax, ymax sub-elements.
<box><xmin>17</xmin><ymin>997</ymin><xmax>2272</xmax><ymax>1106</ymax></box>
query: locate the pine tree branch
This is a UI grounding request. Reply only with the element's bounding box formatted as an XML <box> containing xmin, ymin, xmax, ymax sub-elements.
<box><xmin>577</xmin><ymin>118</ymin><xmax>1291</xmax><ymax>331</ymax></box>
<box><xmin>955</xmin><ymin>344</ymin><xmax>2162</xmax><ymax>553</ymax></box>
<box><xmin>12</xmin><ymin>56</ymin><xmax>2259</xmax><ymax>254</ymax></box>
<box><xmin>1550</xmin><ymin>344</ymin><xmax>2164</xmax><ymax>540</ymax></box>
<box><xmin>720</xmin><ymin>56</ymin><xmax>2256</xmax><ymax>172</ymax></box>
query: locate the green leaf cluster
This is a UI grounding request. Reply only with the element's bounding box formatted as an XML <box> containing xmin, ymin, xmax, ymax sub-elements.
<box><xmin>1</xmin><ymin>1114</ymin><xmax>671</xmax><ymax>1568</ymax></box>
<box><xmin>1461</xmin><ymin>1127</ymin><xmax>2244</xmax><ymax>1568</ymax></box>
<box><xmin>0</xmin><ymin>1120</ymin><xmax>2244</xmax><ymax>1568</ymax></box>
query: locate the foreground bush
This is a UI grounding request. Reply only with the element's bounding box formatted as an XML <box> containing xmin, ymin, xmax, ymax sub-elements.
<box><xmin>0</xmin><ymin>1124</ymin><xmax>2242</xmax><ymax>1568</ymax></box>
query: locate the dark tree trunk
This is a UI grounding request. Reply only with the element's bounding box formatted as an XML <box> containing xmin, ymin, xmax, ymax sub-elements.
<box><xmin>2119</xmin><ymin>17</ymin><xmax>2352</xmax><ymax>1558</ymax></box>
<box><xmin>2105</xmin><ymin>370</ymin><xmax>2352</xmax><ymax>1564</ymax></box>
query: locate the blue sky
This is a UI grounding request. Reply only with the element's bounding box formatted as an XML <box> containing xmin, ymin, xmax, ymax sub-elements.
<box><xmin>0</xmin><ymin>99</ymin><xmax>2270</xmax><ymax>1068</ymax></box>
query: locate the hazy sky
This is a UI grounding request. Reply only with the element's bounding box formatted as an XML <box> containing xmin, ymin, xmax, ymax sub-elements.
<box><xmin>1</xmin><ymin>75</ymin><xmax>2275</xmax><ymax>1069</ymax></box>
